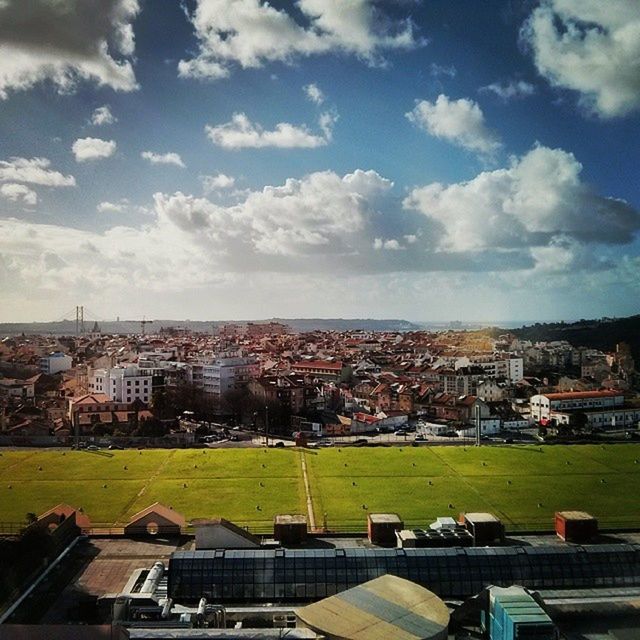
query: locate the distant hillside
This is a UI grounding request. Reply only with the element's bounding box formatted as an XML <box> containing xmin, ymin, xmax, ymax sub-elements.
<box><xmin>512</xmin><ymin>315</ymin><xmax>640</xmax><ymax>360</ymax></box>
<box><xmin>268</xmin><ymin>318</ymin><xmax>420</xmax><ymax>332</ymax></box>
<box><xmin>0</xmin><ymin>317</ymin><xmax>421</xmax><ymax>336</ymax></box>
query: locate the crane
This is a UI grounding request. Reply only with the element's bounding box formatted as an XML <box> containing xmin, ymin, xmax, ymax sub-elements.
<box><xmin>139</xmin><ymin>317</ymin><xmax>153</xmax><ymax>335</ymax></box>
<box><xmin>121</xmin><ymin>317</ymin><xmax>154</xmax><ymax>335</ymax></box>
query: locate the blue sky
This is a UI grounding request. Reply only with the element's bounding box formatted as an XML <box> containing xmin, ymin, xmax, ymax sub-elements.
<box><xmin>0</xmin><ymin>0</ymin><xmax>639</xmax><ymax>323</ymax></box>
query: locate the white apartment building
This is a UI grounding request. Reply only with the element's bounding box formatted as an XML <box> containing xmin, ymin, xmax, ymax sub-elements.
<box><xmin>456</xmin><ymin>356</ymin><xmax>523</xmax><ymax>384</ymax></box>
<box><xmin>191</xmin><ymin>356</ymin><xmax>260</xmax><ymax>397</ymax></box>
<box><xmin>529</xmin><ymin>390</ymin><xmax>640</xmax><ymax>428</ymax></box>
<box><xmin>89</xmin><ymin>365</ymin><xmax>152</xmax><ymax>404</ymax></box>
<box><xmin>39</xmin><ymin>352</ymin><xmax>73</xmax><ymax>375</ymax></box>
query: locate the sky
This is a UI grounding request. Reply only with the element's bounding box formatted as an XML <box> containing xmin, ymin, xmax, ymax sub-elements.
<box><xmin>0</xmin><ymin>0</ymin><xmax>639</xmax><ymax>324</ymax></box>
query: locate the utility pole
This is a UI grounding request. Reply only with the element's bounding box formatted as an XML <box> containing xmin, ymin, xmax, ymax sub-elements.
<box><xmin>475</xmin><ymin>403</ymin><xmax>482</xmax><ymax>447</ymax></box>
<box><xmin>265</xmin><ymin>404</ymin><xmax>269</xmax><ymax>448</ymax></box>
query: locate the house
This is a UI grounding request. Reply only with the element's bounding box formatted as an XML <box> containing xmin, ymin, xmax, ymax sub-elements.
<box><xmin>124</xmin><ymin>502</ymin><xmax>185</xmax><ymax>537</ymax></box>
<box><xmin>67</xmin><ymin>393</ymin><xmax>152</xmax><ymax>434</ymax></box>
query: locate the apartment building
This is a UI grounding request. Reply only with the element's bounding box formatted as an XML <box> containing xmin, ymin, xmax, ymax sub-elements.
<box><xmin>89</xmin><ymin>365</ymin><xmax>153</xmax><ymax>404</ymax></box>
<box><xmin>190</xmin><ymin>356</ymin><xmax>260</xmax><ymax>398</ymax></box>
<box><xmin>39</xmin><ymin>351</ymin><xmax>73</xmax><ymax>375</ymax></box>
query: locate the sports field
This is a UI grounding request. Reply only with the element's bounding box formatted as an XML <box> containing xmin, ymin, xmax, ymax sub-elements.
<box><xmin>0</xmin><ymin>444</ymin><xmax>639</xmax><ymax>532</ymax></box>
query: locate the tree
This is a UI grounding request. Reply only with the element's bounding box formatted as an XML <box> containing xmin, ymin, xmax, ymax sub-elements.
<box><xmin>569</xmin><ymin>412</ymin><xmax>589</xmax><ymax>434</ymax></box>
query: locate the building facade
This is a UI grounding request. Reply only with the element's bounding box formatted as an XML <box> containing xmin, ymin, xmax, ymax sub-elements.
<box><xmin>89</xmin><ymin>365</ymin><xmax>153</xmax><ymax>404</ymax></box>
<box><xmin>39</xmin><ymin>352</ymin><xmax>73</xmax><ymax>375</ymax></box>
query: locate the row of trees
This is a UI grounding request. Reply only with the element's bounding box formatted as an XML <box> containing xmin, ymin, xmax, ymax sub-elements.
<box><xmin>151</xmin><ymin>383</ymin><xmax>295</xmax><ymax>435</ymax></box>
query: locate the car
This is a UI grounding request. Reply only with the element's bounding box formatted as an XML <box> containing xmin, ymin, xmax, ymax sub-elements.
<box><xmin>86</xmin><ymin>444</ymin><xmax>100</xmax><ymax>451</ymax></box>
<box><xmin>394</xmin><ymin>430</ymin><xmax>407</xmax><ymax>436</ymax></box>
<box><xmin>353</xmin><ymin>438</ymin><xmax>369</xmax><ymax>446</ymax></box>
<box><xmin>274</xmin><ymin>441</ymin><xmax>285</xmax><ymax>448</ymax></box>
<box><xmin>415</xmin><ymin>435</ymin><xmax>426</xmax><ymax>441</ymax></box>
<box><xmin>108</xmin><ymin>444</ymin><xmax>123</xmax><ymax>450</ymax></box>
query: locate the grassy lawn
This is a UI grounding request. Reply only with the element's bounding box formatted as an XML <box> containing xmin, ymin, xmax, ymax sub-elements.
<box><xmin>0</xmin><ymin>448</ymin><xmax>306</xmax><ymax>529</ymax></box>
<box><xmin>0</xmin><ymin>444</ymin><xmax>639</xmax><ymax>532</ymax></box>
<box><xmin>305</xmin><ymin>444</ymin><xmax>640</xmax><ymax>531</ymax></box>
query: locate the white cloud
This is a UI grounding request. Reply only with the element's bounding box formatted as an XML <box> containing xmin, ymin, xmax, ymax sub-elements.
<box><xmin>304</xmin><ymin>83</ymin><xmax>325</xmax><ymax>105</ymax></box>
<box><xmin>178</xmin><ymin>0</ymin><xmax>418</xmax><ymax>81</ymax></box>
<box><xmin>430</xmin><ymin>63</ymin><xmax>456</xmax><ymax>78</ymax></box>
<box><xmin>72</xmin><ymin>137</ymin><xmax>117</xmax><ymax>162</ymax></box>
<box><xmin>522</xmin><ymin>0</ymin><xmax>640</xmax><ymax>117</ymax></box>
<box><xmin>97</xmin><ymin>199</ymin><xmax>128</xmax><ymax>213</ymax></box>
<box><xmin>373</xmin><ymin>238</ymin><xmax>403</xmax><ymax>250</ymax></box>
<box><xmin>90</xmin><ymin>105</ymin><xmax>117</xmax><ymax>126</ymax></box>
<box><xmin>205</xmin><ymin>112</ymin><xmax>334</xmax><ymax>149</ymax></box>
<box><xmin>0</xmin><ymin>0</ymin><xmax>140</xmax><ymax>99</ymax></box>
<box><xmin>151</xmin><ymin>168</ymin><xmax>394</xmax><ymax>257</ymax></box>
<box><xmin>201</xmin><ymin>173</ymin><xmax>236</xmax><ymax>192</ymax></box>
<box><xmin>0</xmin><ymin>182</ymin><xmax>37</xmax><ymax>206</ymax></box>
<box><xmin>406</xmin><ymin>94</ymin><xmax>502</xmax><ymax>156</ymax></box>
<box><xmin>0</xmin><ymin>157</ymin><xmax>75</xmax><ymax>186</ymax></box>
<box><xmin>403</xmin><ymin>144</ymin><xmax>640</xmax><ymax>252</ymax></box>
<box><xmin>141</xmin><ymin>151</ymin><xmax>186</xmax><ymax>168</ymax></box>
<box><xmin>1</xmin><ymin>163</ymin><xmax>639</xmax><ymax>320</ymax></box>
<box><xmin>480</xmin><ymin>79</ymin><xmax>535</xmax><ymax>100</ymax></box>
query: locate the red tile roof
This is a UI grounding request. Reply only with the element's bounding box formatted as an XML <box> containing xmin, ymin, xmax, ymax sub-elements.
<box><xmin>544</xmin><ymin>390</ymin><xmax>622</xmax><ymax>400</ymax></box>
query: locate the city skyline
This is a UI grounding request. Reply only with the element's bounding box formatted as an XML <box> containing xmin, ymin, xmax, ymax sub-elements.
<box><xmin>1</xmin><ymin>0</ymin><xmax>640</xmax><ymax>322</ymax></box>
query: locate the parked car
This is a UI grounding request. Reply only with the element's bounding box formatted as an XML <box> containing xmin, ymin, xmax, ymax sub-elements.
<box><xmin>394</xmin><ymin>430</ymin><xmax>407</xmax><ymax>436</ymax></box>
<box><xmin>86</xmin><ymin>444</ymin><xmax>100</xmax><ymax>451</ymax></box>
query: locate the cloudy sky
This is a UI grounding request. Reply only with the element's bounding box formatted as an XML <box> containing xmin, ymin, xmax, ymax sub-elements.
<box><xmin>1</xmin><ymin>0</ymin><xmax>639</xmax><ymax>323</ymax></box>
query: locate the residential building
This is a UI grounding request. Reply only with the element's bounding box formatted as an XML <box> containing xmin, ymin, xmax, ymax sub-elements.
<box><xmin>89</xmin><ymin>365</ymin><xmax>152</xmax><ymax>404</ymax></box>
<box><xmin>248</xmin><ymin>375</ymin><xmax>305</xmax><ymax>414</ymax></box>
<box><xmin>0</xmin><ymin>377</ymin><xmax>35</xmax><ymax>401</ymax></box>
<box><xmin>39</xmin><ymin>352</ymin><xmax>73</xmax><ymax>375</ymax></box>
<box><xmin>291</xmin><ymin>359</ymin><xmax>345</xmax><ymax>380</ymax></box>
<box><xmin>67</xmin><ymin>393</ymin><xmax>152</xmax><ymax>434</ymax></box>
<box><xmin>198</xmin><ymin>356</ymin><xmax>260</xmax><ymax>397</ymax></box>
<box><xmin>530</xmin><ymin>390</ymin><xmax>640</xmax><ymax>429</ymax></box>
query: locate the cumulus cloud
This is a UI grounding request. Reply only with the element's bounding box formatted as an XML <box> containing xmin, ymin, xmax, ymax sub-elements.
<box><xmin>97</xmin><ymin>199</ymin><xmax>128</xmax><ymax>213</ymax></box>
<box><xmin>141</xmin><ymin>151</ymin><xmax>186</xmax><ymax>168</ymax></box>
<box><xmin>2</xmin><ymin>160</ymin><xmax>637</xmax><ymax>320</ymax></box>
<box><xmin>0</xmin><ymin>0</ymin><xmax>140</xmax><ymax>99</ymax></box>
<box><xmin>90</xmin><ymin>105</ymin><xmax>117</xmax><ymax>126</ymax></box>
<box><xmin>72</xmin><ymin>137</ymin><xmax>117</xmax><ymax>162</ymax></box>
<box><xmin>201</xmin><ymin>173</ymin><xmax>236</xmax><ymax>192</ymax></box>
<box><xmin>522</xmin><ymin>0</ymin><xmax>640</xmax><ymax>117</ymax></box>
<box><xmin>373</xmin><ymin>238</ymin><xmax>403</xmax><ymax>250</ymax></box>
<box><xmin>0</xmin><ymin>182</ymin><xmax>38</xmax><ymax>206</ymax></box>
<box><xmin>205</xmin><ymin>112</ymin><xmax>335</xmax><ymax>149</ymax></box>
<box><xmin>480</xmin><ymin>79</ymin><xmax>536</xmax><ymax>100</ymax></box>
<box><xmin>0</xmin><ymin>157</ymin><xmax>75</xmax><ymax>186</ymax></box>
<box><xmin>178</xmin><ymin>0</ymin><xmax>419</xmax><ymax>81</ymax></box>
<box><xmin>406</xmin><ymin>94</ymin><xmax>502</xmax><ymax>156</ymax></box>
<box><xmin>403</xmin><ymin>144</ymin><xmax>640</xmax><ymax>252</ymax></box>
<box><xmin>304</xmin><ymin>83</ymin><xmax>325</xmax><ymax>105</ymax></box>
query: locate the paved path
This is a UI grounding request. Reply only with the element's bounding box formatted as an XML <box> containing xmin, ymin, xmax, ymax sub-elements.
<box><xmin>299</xmin><ymin>451</ymin><xmax>317</xmax><ymax>532</ymax></box>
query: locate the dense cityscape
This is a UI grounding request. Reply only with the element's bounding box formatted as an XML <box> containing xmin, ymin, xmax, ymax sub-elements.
<box><xmin>1</xmin><ymin>319</ymin><xmax>639</xmax><ymax>447</ymax></box>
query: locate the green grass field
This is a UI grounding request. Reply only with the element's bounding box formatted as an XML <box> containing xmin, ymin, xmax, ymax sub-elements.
<box><xmin>0</xmin><ymin>444</ymin><xmax>639</xmax><ymax>532</ymax></box>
